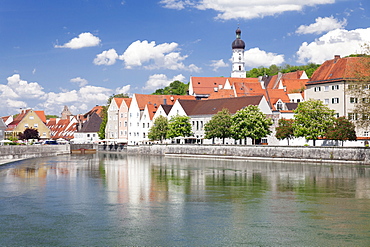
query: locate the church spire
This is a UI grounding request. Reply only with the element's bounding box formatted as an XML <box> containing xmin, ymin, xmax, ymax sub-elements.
<box><xmin>231</xmin><ymin>27</ymin><xmax>246</xmax><ymax>78</ymax></box>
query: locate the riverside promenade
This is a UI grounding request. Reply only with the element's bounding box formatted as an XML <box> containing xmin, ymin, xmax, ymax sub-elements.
<box><xmin>0</xmin><ymin>145</ymin><xmax>70</xmax><ymax>165</ymax></box>
<box><xmin>122</xmin><ymin>144</ymin><xmax>370</xmax><ymax>164</ymax></box>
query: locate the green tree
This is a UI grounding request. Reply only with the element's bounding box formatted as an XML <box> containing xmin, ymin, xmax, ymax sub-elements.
<box><xmin>293</xmin><ymin>99</ymin><xmax>335</xmax><ymax>146</ymax></box>
<box><xmin>326</xmin><ymin>117</ymin><xmax>357</xmax><ymax>146</ymax></box>
<box><xmin>245</xmin><ymin>63</ymin><xmax>320</xmax><ymax>78</ymax></box>
<box><xmin>275</xmin><ymin>118</ymin><xmax>294</xmax><ymax>145</ymax></box>
<box><xmin>18</xmin><ymin>128</ymin><xmax>39</xmax><ymax>140</ymax></box>
<box><xmin>98</xmin><ymin>105</ymin><xmax>108</xmax><ymax>140</ymax></box>
<box><xmin>204</xmin><ymin>108</ymin><xmax>232</xmax><ymax>144</ymax></box>
<box><xmin>231</xmin><ymin>105</ymin><xmax>273</xmax><ymax>145</ymax></box>
<box><xmin>347</xmin><ymin>44</ymin><xmax>370</xmax><ymax>129</ymax></box>
<box><xmin>46</xmin><ymin>115</ymin><xmax>59</xmax><ymax>119</ymax></box>
<box><xmin>167</xmin><ymin>115</ymin><xmax>192</xmax><ymax>139</ymax></box>
<box><xmin>148</xmin><ymin>116</ymin><xmax>169</xmax><ymax>143</ymax></box>
<box><xmin>152</xmin><ymin>80</ymin><xmax>188</xmax><ymax>95</ymax></box>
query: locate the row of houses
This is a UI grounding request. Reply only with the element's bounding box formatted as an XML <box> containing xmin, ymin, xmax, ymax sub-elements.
<box><xmin>104</xmin><ymin>69</ymin><xmax>308</xmax><ymax>145</ymax></box>
<box><xmin>104</xmin><ymin>55</ymin><xmax>370</xmax><ymax>146</ymax></box>
<box><xmin>0</xmin><ymin>105</ymin><xmax>103</xmax><ymax>143</ymax></box>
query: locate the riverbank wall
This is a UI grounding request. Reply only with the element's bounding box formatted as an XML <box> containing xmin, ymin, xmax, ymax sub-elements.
<box><xmin>122</xmin><ymin>145</ymin><xmax>370</xmax><ymax>164</ymax></box>
<box><xmin>0</xmin><ymin>145</ymin><xmax>70</xmax><ymax>165</ymax></box>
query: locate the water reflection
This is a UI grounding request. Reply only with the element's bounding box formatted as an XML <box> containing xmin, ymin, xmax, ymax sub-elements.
<box><xmin>1</xmin><ymin>153</ymin><xmax>370</xmax><ymax>246</ymax></box>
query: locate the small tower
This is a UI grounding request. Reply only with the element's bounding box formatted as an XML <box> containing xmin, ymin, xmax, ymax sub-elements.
<box><xmin>61</xmin><ymin>105</ymin><xmax>73</xmax><ymax>120</ymax></box>
<box><xmin>231</xmin><ymin>27</ymin><xmax>246</xmax><ymax>78</ymax></box>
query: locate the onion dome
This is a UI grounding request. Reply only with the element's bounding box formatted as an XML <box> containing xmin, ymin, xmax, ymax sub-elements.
<box><xmin>232</xmin><ymin>28</ymin><xmax>245</xmax><ymax>49</ymax></box>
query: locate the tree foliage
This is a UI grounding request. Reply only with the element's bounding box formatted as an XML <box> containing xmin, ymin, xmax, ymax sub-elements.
<box><xmin>148</xmin><ymin>116</ymin><xmax>169</xmax><ymax>142</ymax></box>
<box><xmin>204</xmin><ymin>108</ymin><xmax>232</xmax><ymax>144</ymax></box>
<box><xmin>46</xmin><ymin>115</ymin><xmax>59</xmax><ymax>120</ymax></box>
<box><xmin>347</xmin><ymin>44</ymin><xmax>370</xmax><ymax>129</ymax></box>
<box><xmin>152</xmin><ymin>80</ymin><xmax>188</xmax><ymax>95</ymax></box>
<box><xmin>245</xmin><ymin>63</ymin><xmax>321</xmax><ymax>78</ymax></box>
<box><xmin>293</xmin><ymin>99</ymin><xmax>335</xmax><ymax>146</ymax></box>
<box><xmin>230</xmin><ymin>105</ymin><xmax>273</xmax><ymax>144</ymax></box>
<box><xmin>98</xmin><ymin>105</ymin><xmax>108</xmax><ymax>140</ymax></box>
<box><xmin>18</xmin><ymin>128</ymin><xmax>39</xmax><ymax>140</ymax></box>
<box><xmin>167</xmin><ymin>115</ymin><xmax>192</xmax><ymax>139</ymax></box>
<box><xmin>275</xmin><ymin>118</ymin><xmax>294</xmax><ymax>145</ymax></box>
<box><xmin>326</xmin><ymin>117</ymin><xmax>357</xmax><ymax>143</ymax></box>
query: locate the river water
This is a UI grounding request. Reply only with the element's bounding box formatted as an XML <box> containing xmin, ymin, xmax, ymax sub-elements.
<box><xmin>1</xmin><ymin>153</ymin><xmax>370</xmax><ymax>246</ymax></box>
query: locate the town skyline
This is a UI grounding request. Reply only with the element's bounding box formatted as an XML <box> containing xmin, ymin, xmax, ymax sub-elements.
<box><xmin>0</xmin><ymin>0</ymin><xmax>369</xmax><ymax>116</ymax></box>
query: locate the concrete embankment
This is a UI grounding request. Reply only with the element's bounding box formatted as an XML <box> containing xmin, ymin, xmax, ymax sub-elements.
<box><xmin>125</xmin><ymin>145</ymin><xmax>370</xmax><ymax>164</ymax></box>
<box><xmin>0</xmin><ymin>145</ymin><xmax>70</xmax><ymax>165</ymax></box>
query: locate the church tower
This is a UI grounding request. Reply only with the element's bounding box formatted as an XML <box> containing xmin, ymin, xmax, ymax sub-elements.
<box><xmin>231</xmin><ymin>27</ymin><xmax>246</xmax><ymax>78</ymax></box>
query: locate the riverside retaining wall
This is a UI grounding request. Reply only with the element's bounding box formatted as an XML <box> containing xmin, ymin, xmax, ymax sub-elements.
<box><xmin>124</xmin><ymin>145</ymin><xmax>370</xmax><ymax>164</ymax></box>
<box><xmin>0</xmin><ymin>145</ymin><xmax>70</xmax><ymax>165</ymax></box>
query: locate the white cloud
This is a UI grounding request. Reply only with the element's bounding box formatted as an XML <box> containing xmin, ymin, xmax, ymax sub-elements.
<box><xmin>244</xmin><ymin>48</ymin><xmax>285</xmax><ymax>67</ymax></box>
<box><xmin>210</xmin><ymin>59</ymin><xmax>228</xmax><ymax>71</ymax></box>
<box><xmin>0</xmin><ymin>73</ymin><xmax>131</xmax><ymax>116</ymax></box>
<box><xmin>6</xmin><ymin>99</ymin><xmax>27</xmax><ymax>109</ymax></box>
<box><xmin>93</xmin><ymin>49</ymin><xmax>119</xmax><ymax>65</ymax></box>
<box><xmin>115</xmin><ymin>85</ymin><xmax>131</xmax><ymax>95</ymax></box>
<box><xmin>6</xmin><ymin>74</ymin><xmax>45</xmax><ymax>99</ymax></box>
<box><xmin>159</xmin><ymin>0</ymin><xmax>188</xmax><ymax>10</ymax></box>
<box><xmin>160</xmin><ymin>0</ymin><xmax>335</xmax><ymax>20</ymax></box>
<box><xmin>296</xmin><ymin>27</ymin><xmax>370</xmax><ymax>64</ymax></box>
<box><xmin>120</xmin><ymin>40</ymin><xmax>179</xmax><ymax>68</ymax></box>
<box><xmin>143</xmin><ymin>74</ymin><xmax>186</xmax><ymax>91</ymax></box>
<box><xmin>55</xmin><ymin>32</ymin><xmax>101</xmax><ymax>49</ymax></box>
<box><xmin>296</xmin><ymin>16</ymin><xmax>347</xmax><ymax>35</ymax></box>
<box><xmin>94</xmin><ymin>40</ymin><xmax>200</xmax><ymax>72</ymax></box>
<box><xmin>70</xmin><ymin>77</ymin><xmax>88</xmax><ymax>87</ymax></box>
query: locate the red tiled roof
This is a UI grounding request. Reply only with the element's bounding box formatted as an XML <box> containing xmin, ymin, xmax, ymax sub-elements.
<box><xmin>191</xmin><ymin>77</ymin><xmax>228</xmax><ymax>95</ymax></box>
<box><xmin>135</xmin><ymin>94</ymin><xmax>195</xmax><ymax>110</ymax></box>
<box><xmin>309</xmin><ymin>56</ymin><xmax>370</xmax><ymax>84</ymax></box>
<box><xmin>207</xmin><ymin>89</ymin><xmax>235</xmax><ymax>99</ymax></box>
<box><xmin>35</xmin><ymin>111</ymin><xmax>46</xmax><ymax>123</ymax></box>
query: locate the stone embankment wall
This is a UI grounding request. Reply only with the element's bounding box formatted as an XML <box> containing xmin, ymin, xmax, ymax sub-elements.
<box><xmin>0</xmin><ymin>145</ymin><xmax>70</xmax><ymax>165</ymax></box>
<box><xmin>125</xmin><ymin>145</ymin><xmax>370</xmax><ymax>164</ymax></box>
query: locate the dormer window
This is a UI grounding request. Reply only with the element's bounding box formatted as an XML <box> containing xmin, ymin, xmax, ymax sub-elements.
<box><xmin>276</xmin><ymin>101</ymin><xmax>283</xmax><ymax>111</ymax></box>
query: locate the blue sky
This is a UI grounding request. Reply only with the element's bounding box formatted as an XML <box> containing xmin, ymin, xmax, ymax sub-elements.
<box><xmin>0</xmin><ymin>0</ymin><xmax>369</xmax><ymax>116</ymax></box>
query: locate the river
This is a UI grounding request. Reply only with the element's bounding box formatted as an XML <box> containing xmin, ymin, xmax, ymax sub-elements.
<box><xmin>1</xmin><ymin>153</ymin><xmax>370</xmax><ymax>246</ymax></box>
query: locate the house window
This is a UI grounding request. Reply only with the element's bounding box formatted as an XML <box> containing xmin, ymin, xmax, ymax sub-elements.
<box><xmin>143</xmin><ymin>123</ymin><xmax>145</xmax><ymax>128</ymax></box>
<box><xmin>348</xmin><ymin>113</ymin><xmax>358</xmax><ymax>120</ymax></box>
<box><xmin>332</xmin><ymin>98</ymin><xmax>339</xmax><ymax>104</ymax></box>
<box><xmin>239</xmin><ymin>66</ymin><xmax>241</xmax><ymax>71</ymax></box>
<box><xmin>276</xmin><ymin>102</ymin><xmax>283</xmax><ymax>110</ymax></box>
<box><xmin>147</xmin><ymin>123</ymin><xmax>149</xmax><ymax>128</ymax></box>
<box><xmin>324</xmin><ymin>99</ymin><xmax>329</xmax><ymax>105</ymax></box>
<box><xmin>324</xmin><ymin>86</ymin><xmax>329</xmax><ymax>92</ymax></box>
<box><xmin>43</xmin><ymin>132</ymin><xmax>46</xmax><ymax>136</ymax></box>
<box><xmin>87</xmin><ymin>134</ymin><xmax>90</xmax><ymax>137</ymax></box>
<box><xmin>124</xmin><ymin>131</ymin><xmax>127</xmax><ymax>136</ymax></box>
<box><xmin>362</xmin><ymin>98</ymin><xmax>370</xmax><ymax>103</ymax></box>
<box><xmin>119</xmin><ymin>122</ymin><xmax>122</xmax><ymax>127</ymax></box>
<box><xmin>332</xmin><ymin>85</ymin><xmax>339</xmax><ymax>90</ymax></box>
<box><xmin>364</xmin><ymin>131</ymin><xmax>369</xmax><ymax>137</ymax></box>
<box><xmin>29</xmin><ymin>116</ymin><xmax>34</xmax><ymax>120</ymax></box>
<box><xmin>314</xmin><ymin>86</ymin><xmax>321</xmax><ymax>92</ymax></box>
<box><xmin>362</xmin><ymin>114</ymin><xmax>369</xmax><ymax>120</ymax></box>
<box><xmin>25</xmin><ymin>124</ymin><xmax>29</xmax><ymax>128</ymax></box>
<box><xmin>350</xmin><ymin>97</ymin><xmax>358</xmax><ymax>103</ymax></box>
<box><xmin>124</xmin><ymin>121</ymin><xmax>127</xmax><ymax>127</ymax></box>
<box><xmin>121</xmin><ymin>113</ymin><xmax>123</xmax><ymax>118</ymax></box>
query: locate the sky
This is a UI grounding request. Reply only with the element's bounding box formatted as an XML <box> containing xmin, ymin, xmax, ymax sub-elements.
<box><xmin>0</xmin><ymin>0</ymin><xmax>369</xmax><ymax>116</ymax></box>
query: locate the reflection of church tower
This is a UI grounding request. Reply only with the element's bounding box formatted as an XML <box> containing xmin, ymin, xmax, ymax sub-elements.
<box><xmin>231</xmin><ymin>27</ymin><xmax>246</xmax><ymax>78</ymax></box>
<box><xmin>61</xmin><ymin>105</ymin><xmax>72</xmax><ymax>120</ymax></box>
